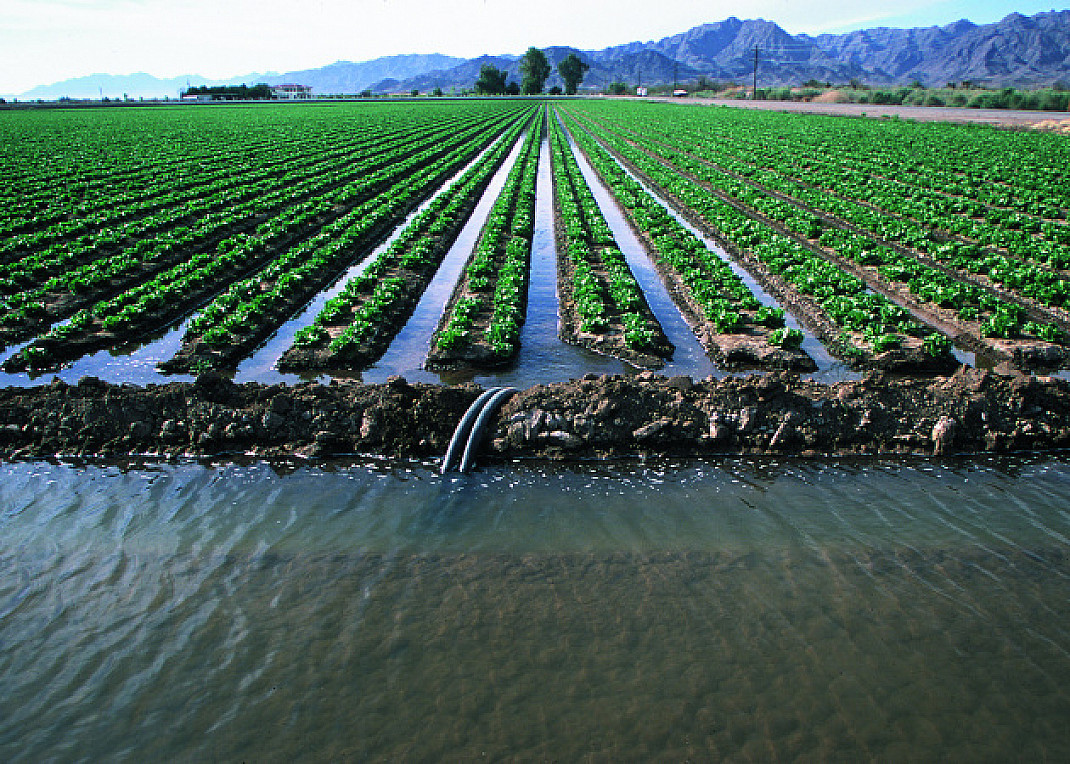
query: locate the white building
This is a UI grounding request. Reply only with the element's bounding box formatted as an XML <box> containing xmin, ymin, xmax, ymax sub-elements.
<box><xmin>272</xmin><ymin>84</ymin><xmax>313</xmax><ymax>100</ymax></box>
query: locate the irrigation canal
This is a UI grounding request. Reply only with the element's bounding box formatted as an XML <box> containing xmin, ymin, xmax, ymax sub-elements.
<box><xmin>2</xmin><ymin>456</ymin><xmax>1070</xmax><ymax>759</ymax></box>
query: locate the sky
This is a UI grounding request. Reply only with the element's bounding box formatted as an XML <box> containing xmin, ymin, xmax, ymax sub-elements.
<box><xmin>1</xmin><ymin>0</ymin><xmax>1063</xmax><ymax>96</ymax></box>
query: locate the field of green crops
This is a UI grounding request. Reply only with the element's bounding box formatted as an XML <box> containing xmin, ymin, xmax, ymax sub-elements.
<box><xmin>1</xmin><ymin>99</ymin><xmax>1068</xmax><ymax>381</ymax></box>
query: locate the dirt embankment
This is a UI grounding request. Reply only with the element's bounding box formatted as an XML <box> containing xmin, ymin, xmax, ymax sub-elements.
<box><xmin>672</xmin><ymin>98</ymin><xmax>1070</xmax><ymax>129</ymax></box>
<box><xmin>1</xmin><ymin>368</ymin><xmax>1069</xmax><ymax>461</ymax></box>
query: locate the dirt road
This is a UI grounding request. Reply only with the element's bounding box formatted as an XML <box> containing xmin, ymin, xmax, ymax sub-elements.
<box><xmin>640</xmin><ymin>96</ymin><xmax>1070</xmax><ymax>129</ymax></box>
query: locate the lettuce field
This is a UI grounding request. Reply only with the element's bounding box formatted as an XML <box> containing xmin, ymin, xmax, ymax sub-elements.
<box><xmin>1</xmin><ymin>99</ymin><xmax>1068</xmax><ymax>381</ymax></box>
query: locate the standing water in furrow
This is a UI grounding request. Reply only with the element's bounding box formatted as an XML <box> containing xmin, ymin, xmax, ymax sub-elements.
<box><xmin>562</xmin><ymin>119</ymin><xmax>717</xmax><ymax>379</ymax></box>
<box><xmin>423</xmin><ymin>112</ymin><xmax>544</xmax><ymax>371</ymax></box>
<box><xmin>431</xmin><ymin>130</ymin><xmax>636</xmax><ymax>387</ymax></box>
<box><xmin>5</xmin><ymin>105</ymin><xmax>531</xmax><ymax>376</ymax></box>
<box><xmin>548</xmin><ymin>113</ymin><xmax>673</xmax><ymax>369</ymax></box>
<box><xmin>610</xmin><ymin>169</ymin><xmax>850</xmax><ymax>381</ymax></box>
<box><xmin>276</xmin><ymin>110</ymin><xmax>535</xmax><ymax>372</ymax></box>
<box><xmin>569</xmin><ymin>106</ymin><xmax>959</xmax><ymax>374</ymax></box>
<box><xmin>232</xmin><ymin>130</ymin><xmax>518</xmax><ymax>385</ymax></box>
<box><xmin>594</xmin><ymin>147</ymin><xmax>847</xmax><ymax>380</ymax></box>
<box><xmin>561</xmin><ymin>108</ymin><xmax>819</xmax><ymax>375</ymax></box>
<box><xmin>356</xmin><ymin>128</ymin><xmax>531</xmax><ymax>381</ymax></box>
<box><xmin>164</xmin><ymin>106</ymin><xmax>535</xmax><ymax>374</ymax></box>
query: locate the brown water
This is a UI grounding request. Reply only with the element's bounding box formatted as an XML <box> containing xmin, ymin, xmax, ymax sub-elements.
<box><xmin>2</xmin><ymin>456</ymin><xmax>1069</xmax><ymax>760</ymax></box>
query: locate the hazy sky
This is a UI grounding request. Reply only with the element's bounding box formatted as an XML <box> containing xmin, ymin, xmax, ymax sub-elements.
<box><xmin>1</xmin><ymin>0</ymin><xmax>1061</xmax><ymax>95</ymax></box>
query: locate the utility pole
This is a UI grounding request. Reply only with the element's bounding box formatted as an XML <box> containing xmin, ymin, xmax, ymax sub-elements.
<box><xmin>752</xmin><ymin>46</ymin><xmax>759</xmax><ymax>99</ymax></box>
<box><xmin>673</xmin><ymin>62</ymin><xmax>678</xmax><ymax>93</ymax></box>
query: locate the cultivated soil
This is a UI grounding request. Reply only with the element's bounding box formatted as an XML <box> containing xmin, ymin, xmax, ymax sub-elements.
<box><xmin>1</xmin><ymin>368</ymin><xmax>1068</xmax><ymax>461</ymax></box>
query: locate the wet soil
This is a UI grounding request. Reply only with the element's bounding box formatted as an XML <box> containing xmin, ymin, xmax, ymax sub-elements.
<box><xmin>2</xmin><ymin>367</ymin><xmax>1068</xmax><ymax>461</ymax></box>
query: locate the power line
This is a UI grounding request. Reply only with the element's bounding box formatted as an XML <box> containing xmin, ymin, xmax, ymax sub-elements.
<box><xmin>753</xmin><ymin>46</ymin><xmax>759</xmax><ymax>98</ymax></box>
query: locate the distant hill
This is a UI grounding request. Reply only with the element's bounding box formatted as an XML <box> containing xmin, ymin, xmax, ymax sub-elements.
<box><xmin>15</xmin><ymin>10</ymin><xmax>1070</xmax><ymax>99</ymax></box>
<box><xmin>368</xmin><ymin>11</ymin><xmax>1069</xmax><ymax>93</ymax></box>
<box><xmin>261</xmin><ymin>54</ymin><xmax>466</xmax><ymax>94</ymax></box>
<box><xmin>370</xmin><ymin>48</ymin><xmax>700</xmax><ymax>93</ymax></box>
<box><xmin>17</xmin><ymin>72</ymin><xmax>266</xmax><ymax>101</ymax></box>
<box><xmin>15</xmin><ymin>54</ymin><xmax>463</xmax><ymax>100</ymax></box>
<box><xmin>639</xmin><ymin>17</ymin><xmax>866</xmax><ymax>85</ymax></box>
<box><xmin>805</xmin><ymin>10</ymin><xmax>1070</xmax><ymax>86</ymax></box>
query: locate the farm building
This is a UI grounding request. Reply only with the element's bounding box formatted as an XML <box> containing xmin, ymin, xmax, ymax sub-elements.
<box><xmin>272</xmin><ymin>84</ymin><xmax>313</xmax><ymax>100</ymax></box>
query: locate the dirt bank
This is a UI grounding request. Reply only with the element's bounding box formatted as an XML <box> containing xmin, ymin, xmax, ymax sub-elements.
<box><xmin>2</xmin><ymin>368</ymin><xmax>1069</xmax><ymax>461</ymax></box>
<box><xmin>647</xmin><ymin>97</ymin><xmax>1070</xmax><ymax>128</ymax></box>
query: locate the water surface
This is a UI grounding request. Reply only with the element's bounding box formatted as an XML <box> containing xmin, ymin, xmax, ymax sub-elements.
<box><xmin>2</xmin><ymin>456</ymin><xmax>1069</xmax><ymax>760</ymax></box>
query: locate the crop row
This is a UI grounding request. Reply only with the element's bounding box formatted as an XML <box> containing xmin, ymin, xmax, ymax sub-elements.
<box><xmin>0</xmin><ymin>111</ymin><xmax>463</xmax><ymax>258</ymax></box>
<box><xmin>169</xmin><ymin>107</ymin><xmax>537</xmax><ymax>373</ymax></box>
<box><xmin>426</xmin><ymin>111</ymin><xmax>544</xmax><ymax>368</ymax></box>
<box><xmin>574</xmin><ymin>106</ymin><xmax>1069</xmax><ymax>363</ymax></box>
<box><xmin>0</xmin><ymin>105</ymin><xmax>519</xmax><ymax>314</ymax></box>
<box><xmin>0</xmin><ymin>103</ymin><xmax>494</xmax><ymax>235</ymax></box>
<box><xmin>567</xmin><ymin>108</ymin><xmax>955</xmax><ymax>369</ymax></box>
<box><xmin>277</xmin><ymin>109</ymin><xmax>539</xmax><ymax>372</ymax></box>
<box><xmin>559</xmin><ymin>109</ymin><xmax>815</xmax><ymax>370</ymax></box>
<box><xmin>0</xmin><ymin>106</ymin><xmax>526</xmax><ymax>358</ymax></box>
<box><xmin>6</xmin><ymin>106</ymin><xmax>533</xmax><ymax>373</ymax></box>
<box><xmin>650</xmin><ymin>103</ymin><xmax>1070</xmax><ymax>217</ymax></box>
<box><xmin>609</xmin><ymin>111</ymin><xmax>1070</xmax><ymax>301</ymax></box>
<box><xmin>633</xmin><ymin>125</ymin><xmax>1061</xmax><ymax>340</ymax></box>
<box><xmin>637</xmin><ymin>111</ymin><xmax>1070</xmax><ymax>260</ymax></box>
<box><xmin>548</xmin><ymin>113</ymin><xmax>672</xmax><ymax>367</ymax></box>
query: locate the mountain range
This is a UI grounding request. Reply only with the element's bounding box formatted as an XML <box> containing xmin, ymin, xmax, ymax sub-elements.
<box><xmin>16</xmin><ymin>10</ymin><xmax>1070</xmax><ymax>100</ymax></box>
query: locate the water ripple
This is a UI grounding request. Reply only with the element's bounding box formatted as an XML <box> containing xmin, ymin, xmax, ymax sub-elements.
<box><xmin>1</xmin><ymin>457</ymin><xmax>1070</xmax><ymax>760</ymax></box>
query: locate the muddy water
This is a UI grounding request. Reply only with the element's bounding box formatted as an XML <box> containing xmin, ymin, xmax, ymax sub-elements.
<box><xmin>2</xmin><ymin>456</ymin><xmax>1070</xmax><ymax>760</ymax></box>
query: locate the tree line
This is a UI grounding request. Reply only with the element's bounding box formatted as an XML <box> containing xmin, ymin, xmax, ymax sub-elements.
<box><xmin>475</xmin><ymin>49</ymin><xmax>589</xmax><ymax>96</ymax></box>
<box><xmin>181</xmin><ymin>84</ymin><xmax>274</xmax><ymax>100</ymax></box>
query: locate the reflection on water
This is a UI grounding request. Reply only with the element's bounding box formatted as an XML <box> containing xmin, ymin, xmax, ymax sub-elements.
<box><xmin>2</xmin><ymin>457</ymin><xmax>1070</xmax><ymax>759</ymax></box>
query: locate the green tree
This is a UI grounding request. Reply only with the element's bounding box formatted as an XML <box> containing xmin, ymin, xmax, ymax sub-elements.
<box><xmin>505</xmin><ymin>81</ymin><xmax>520</xmax><ymax>96</ymax></box>
<box><xmin>557</xmin><ymin>53</ymin><xmax>590</xmax><ymax>95</ymax></box>
<box><xmin>520</xmin><ymin>47</ymin><xmax>551</xmax><ymax>95</ymax></box>
<box><xmin>474</xmin><ymin>64</ymin><xmax>508</xmax><ymax>95</ymax></box>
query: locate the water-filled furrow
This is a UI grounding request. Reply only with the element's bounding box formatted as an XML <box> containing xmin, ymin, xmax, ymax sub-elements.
<box><xmin>445</xmin><ymin>136</ymin><xmax>632</xmax><ymax>387</ymax></box>
<box><xmin>357</xmin><ymin>131</ymin><xmax>530</xmax><ymax>383</ymax></box>
<box><xmin>231</xmin><ymin>134</ymin><xmax>516</xmax><ymax>385</ymax></box>
<box><xmin>565</xmin><ymin>128</ymin><xmax>714</xmax><ymax>379</ymax></box>
<box><xmin>0</xmin><ymin>134</ymin><xmax>514</xmax><ymax>389</ymax></box>
<box><xmin>579</xmin><ymin>123</ymin><xmax>853</xmax><ymax>381</ymax></box>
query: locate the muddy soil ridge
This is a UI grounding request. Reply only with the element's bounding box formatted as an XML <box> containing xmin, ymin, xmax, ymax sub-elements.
<box><xmin>2</xmin><ymin>368</ymin><xmax>1068</xmax><ymax>461</ymax></box>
